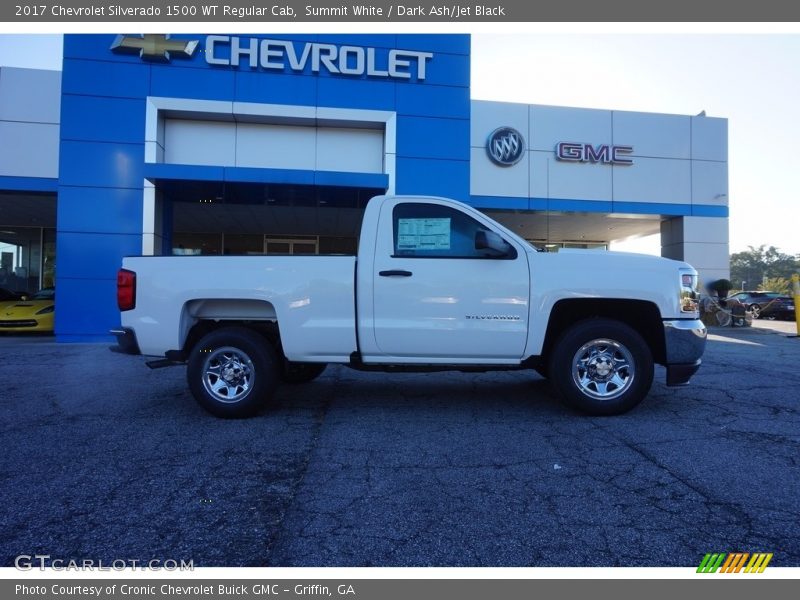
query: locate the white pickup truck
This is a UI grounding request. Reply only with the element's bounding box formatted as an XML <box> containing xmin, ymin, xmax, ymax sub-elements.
<box><xmin>112</xmin><ymin>194</ymin><xmax>706</xmax><ymax>417</ymax></box>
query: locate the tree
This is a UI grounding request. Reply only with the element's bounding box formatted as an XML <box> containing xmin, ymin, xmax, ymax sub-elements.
<box><xmin>729</xmin><ymin>245</ymin><xmax>799</xmax><ymax>290</ymax></box>
<box><xmin>758</xmin><ymin>277</ymin><xmax>791</xmax><ymax>295</ymax></box>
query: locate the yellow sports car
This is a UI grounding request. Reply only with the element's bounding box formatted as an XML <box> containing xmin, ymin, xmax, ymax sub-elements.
<box><xmin>0</xmin><ymin>288</ymin><xmax>55</xmax><ymax>333</ymax></box>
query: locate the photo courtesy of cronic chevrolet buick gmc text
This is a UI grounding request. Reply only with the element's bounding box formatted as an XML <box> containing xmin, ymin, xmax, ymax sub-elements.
<box><xmin>112</xmin><ymin>195</ymin><xmax>706</xmax><ymax>418</ymax></box>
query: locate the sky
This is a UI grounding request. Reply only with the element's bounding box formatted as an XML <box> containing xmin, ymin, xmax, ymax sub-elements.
<box><xmin>0</xmin><ymin>32</ymin><xmax>798</xmax><ymax>257</ymax></box>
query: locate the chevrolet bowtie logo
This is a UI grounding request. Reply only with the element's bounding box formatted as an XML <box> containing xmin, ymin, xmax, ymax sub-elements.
<box><xmin>110</xmin><ymin>34</ymin><xmax>199</xmax><ymax>62</ymax></box>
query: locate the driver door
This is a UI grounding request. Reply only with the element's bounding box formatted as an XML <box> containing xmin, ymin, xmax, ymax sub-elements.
<box><xmin>370</xmin><ymin>199</ymin><xmax>530</xmax><ymax>362</ymax></box>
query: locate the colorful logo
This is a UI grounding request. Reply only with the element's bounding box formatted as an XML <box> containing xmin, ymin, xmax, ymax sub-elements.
<box><xmin>697</xmin><ymin>553</ymin><xmax>773</xmax><ymax>573</ymax></box>
<box><xmin>111</xmin><ymin>35</ymin><xmax>199</xmax><ymax>62</ymax></box>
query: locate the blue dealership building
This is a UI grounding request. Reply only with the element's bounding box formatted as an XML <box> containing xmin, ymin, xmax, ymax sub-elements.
<box><xmin>0</xmin><ymin>34</ymin><xmax>729</xmax><ymax>341</ymax></box>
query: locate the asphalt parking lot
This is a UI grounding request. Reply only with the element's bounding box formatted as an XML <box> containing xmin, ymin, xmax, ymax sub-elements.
<box><xmin>1</xmin><ymin>323</ymin><xmax>798</xmax><ymax>568</ymax></box>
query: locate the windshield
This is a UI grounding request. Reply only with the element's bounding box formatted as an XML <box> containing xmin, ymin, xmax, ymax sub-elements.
<box><xmin>30</xmin><ymin>288</ymin><xmax>55</xmax><ymax>301</ymax></box>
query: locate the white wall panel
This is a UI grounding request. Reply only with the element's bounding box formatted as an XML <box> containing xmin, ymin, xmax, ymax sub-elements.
<box><xmin>164</xmin><ymin>120</ymin><xmax>236</xmax><ymax>166</ymax></box>
<box><xmin>0</xmin><ymin>121</ymin><xmax>59</xmax><ymax>178</ymax></box>
<box><xmin>662</xmin><ymin>242</ymin><xmax>730</xmax><ymax>282</ymax></box>
<box><xmin>316</xmin><ymin>127</ymin><xmax>384</xmax><ymax>173</ymax></box>
<box><xmin>537</xmin><ymin>151</ymin><xmax>613</xmax><ymax>201</ymax></box>
<box><xmin>682</xmin><ymin>216</ymin><xmax>729</xmax><ymax>245</ymax></box>
<box><xmin>679</xmin><ymin>241</ymin><xmax>731</xmax><ymax>272</ymax></box>
<box><xmin>529</xmin><ymin>151</ymin><xmax>549</xmax><ymax>199</ymax></box>
<box><xmin>470</xmin><ymin>147</ymin><xmax>528</xmax><ymax>198</ymax></box>
<box><xmin>235</xmin><ymin>122</ymin><xmax>316</xmax><ymax>170</ymax></box>
<box><xmin>0</xmin><ymin>67</ymin><xmax>61</xmax><ymax>124</ymax></box>
<box><xmin>691</xmin><ymin>116</ymin><xmax>727</xmax><ymax>162</ymax></box>
<box><xmin>613</xmin><ymin>111</ymin><xmax>690</xmax><ymax>159</ymax></box>
<box><xmin>613</xmin><ymin>157</ymin><xmax>691</xmax><ymax>204</ymax></box>
<box><xmin>530</xmin><ymin>105</ymin><xmax>612</xmax><ymax>153</ymax></box>
<box><xmin>692</xmin><ymin>160</ymin><xmax>729</xmax><ymax>206</ymax></box>
<box><xmin>163</xmin><ymin>118</ymin><xmax>385</xmax><ymax>173</ymax></box>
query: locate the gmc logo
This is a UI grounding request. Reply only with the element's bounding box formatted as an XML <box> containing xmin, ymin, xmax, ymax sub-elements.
<box><xmin>556</xmin><ymin>142</ymin><xmax>634</xmax><ymax>165</ymax></box>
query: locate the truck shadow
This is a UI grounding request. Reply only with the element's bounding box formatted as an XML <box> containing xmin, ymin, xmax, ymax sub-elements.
<box><xmin>270</xmin><ymin>367</ymin><xmax>566</xmax><ymax>417</ymax></box>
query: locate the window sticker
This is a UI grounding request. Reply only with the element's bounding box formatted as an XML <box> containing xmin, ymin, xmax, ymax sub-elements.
<box><xmin>397</xmin><ymin>218</ymin><xmax>451</xmax><ymax>250</ymax></box>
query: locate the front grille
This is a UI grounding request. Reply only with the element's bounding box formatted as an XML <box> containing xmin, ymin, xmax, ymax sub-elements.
<box><xmin>0</xmin><ymin>320</ymin><xmax>38</xmax><ymax>328</ymax></box>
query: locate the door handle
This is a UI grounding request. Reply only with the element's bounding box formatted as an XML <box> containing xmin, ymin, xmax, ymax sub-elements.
<box><xmin>379</xmin><ymin>270</ymin><xmax>413</xmax><ymax>277</ymax></box>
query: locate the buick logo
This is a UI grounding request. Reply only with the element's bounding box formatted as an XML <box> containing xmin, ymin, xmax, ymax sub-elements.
<box><xmin>486</xmin><ymin>127</ymin><xmax>525</xmax><ymax>166</ymax></box>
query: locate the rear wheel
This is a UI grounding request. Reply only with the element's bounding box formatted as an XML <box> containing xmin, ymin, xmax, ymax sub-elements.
<box><xmin>548</xmin><ymin>318</ymin><xmax>653</xmax><ymax>416</ymax></box>
<box><xmin>187</xmin><ymin>327</ymin><xmax>278</xmax><ymax>418</ymax></box>
<box><xmin>749</xmin><ymin>304</ymin><xmax>761</xmax><ymax>319</ymax></box>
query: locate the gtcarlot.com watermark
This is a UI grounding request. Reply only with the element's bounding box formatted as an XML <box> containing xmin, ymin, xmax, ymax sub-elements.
<box><xmin>14</xmin><ymin>554</ymin><xmax>194</xmax><ymax>571</ymax></box>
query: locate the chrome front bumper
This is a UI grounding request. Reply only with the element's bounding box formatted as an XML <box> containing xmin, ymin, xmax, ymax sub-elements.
<box><xmin>663</xmin><ymin>319</ymin><xmax>707</xmax><ymax>386</ymax></box>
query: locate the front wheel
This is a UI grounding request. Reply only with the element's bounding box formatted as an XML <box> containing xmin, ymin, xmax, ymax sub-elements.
<box><xmin>548</xmin><ymin>319</ymin><xmax>653</xmax><ymax>416</ymax></box>
<box><xmin>187</xmin><ymin>327</ymin><xmax>279</xmax><ymax>418</ymax></box>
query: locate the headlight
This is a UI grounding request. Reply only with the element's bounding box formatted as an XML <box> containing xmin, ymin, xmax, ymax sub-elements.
<box><xmin>679</xmin><ymin>269</ymin><xmax>699</xmax><ymax>313</ymax></box>
<box><xmin>36</xmin><ymin>305</ymin><xmax>54</xmax><ymax>315</ymax></box>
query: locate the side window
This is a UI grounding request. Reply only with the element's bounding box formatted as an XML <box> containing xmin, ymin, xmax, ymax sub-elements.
<box><xmin>392</xmin><ymin>203</ymin><xmax>516</xmax><ymax>259</ymax></box>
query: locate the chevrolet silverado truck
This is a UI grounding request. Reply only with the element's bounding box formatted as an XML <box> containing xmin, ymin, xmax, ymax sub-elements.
<box><xmin>112</xmin><ymin>194</ymin><xmax>706</xmax><ymax>418</ymax></box>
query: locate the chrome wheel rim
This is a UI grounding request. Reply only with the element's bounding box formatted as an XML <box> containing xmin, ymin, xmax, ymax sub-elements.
<box><xmin>201</xmin><ymin>346</ymin><xmax>255</xmax><ymax>404</ymax></box>
<box><xmin>750</xmin><ymin>304</ymin><xmax>761</xmax><ymax>319</ymax></box>
<box><xmin>571</xmin><ymin>338</ymin><xmax>635</xmax><ymax>401</ymax></box>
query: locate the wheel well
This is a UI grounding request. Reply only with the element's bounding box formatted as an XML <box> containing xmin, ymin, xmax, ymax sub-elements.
<box><xmin>542</xmin><ymin>299</ymin><xmax>666</xmax><ymax>365</ymax></box>
<box><xmin>182</xmin><ymin>320</ymin><xmax>282</xmax><ymax>359</ymax></box>
<box><xmin>178</xmin><ymin>299</ymin><xmax>283</xmax><ymax>358</ymax></box>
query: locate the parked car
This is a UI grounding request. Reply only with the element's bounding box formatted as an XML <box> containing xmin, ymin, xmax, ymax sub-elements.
<box><xmin>727</xmin><ymin>291</ymin><xmax>796</xmax><ymax>320</ymax></box>
<box><xmin>0</xmin><ymin>288</ymin><xmax>55</xmax><ymax>332</ymax></box>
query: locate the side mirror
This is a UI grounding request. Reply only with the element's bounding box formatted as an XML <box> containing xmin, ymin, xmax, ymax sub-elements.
<box><xmin>475</xmin><ymin>229</ymin><xmax>513</xmax><ymax>258</ymax></box>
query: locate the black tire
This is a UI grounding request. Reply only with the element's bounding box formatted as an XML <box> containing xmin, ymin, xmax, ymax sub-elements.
<box><xmin>548</xmin><ymin>318</ymin><xmax>653</xmax><ymax>416</ymax></box>
<box><xmin>280</xmin><ymin>361</ymin><xmax>327</xmax><ymax>384</ymax></box>
<box><xmin>187</xmin><ymin>327</ymin><xmax>278</xmax><ymax>418</ymax></box>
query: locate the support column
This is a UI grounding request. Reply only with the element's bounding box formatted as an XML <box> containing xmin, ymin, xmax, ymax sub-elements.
<box><xmin>142</xmin><ymin>181</ymin><xmax>167</xmax><ymax>256</ymax></box>
<box><xmin>661</xmin><ymin>216</ymin><xmax>729</xmax><ymax>287</ymax></box>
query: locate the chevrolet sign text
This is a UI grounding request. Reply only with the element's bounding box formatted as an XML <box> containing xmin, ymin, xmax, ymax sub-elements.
<box><xmin>205</xmin><ymin>36</ymin><xmax>433</xmax><ymax>80</ymax></box>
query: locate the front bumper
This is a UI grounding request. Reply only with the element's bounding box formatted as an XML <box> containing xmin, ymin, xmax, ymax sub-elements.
<box><xmin>110</xmin><ymin>328</ymin><xmax>141</xmax><ymax>355</ymax></box>
<box><xmin>0</xmin><ymin>319</ymin><xmax>39</xmax><ymax>330</ymax></box>
<box><xmin>663</xmin><ymin>319</ymin><xmax>707</xmax><ymax>386</ymax></box>
<box><xmin>0</xmin><ymin>316</ymin><xmax>53</xmax><ymax>332</ymax></box>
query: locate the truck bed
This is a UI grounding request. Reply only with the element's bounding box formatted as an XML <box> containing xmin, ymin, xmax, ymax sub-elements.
<box><xmin>122</xmin><ymin>255</ymin><xmax>358</xmax><ymax>361</ymax></box>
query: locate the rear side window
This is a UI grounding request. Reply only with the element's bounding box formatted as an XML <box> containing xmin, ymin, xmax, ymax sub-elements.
<box><xmin>392</xmin><ymin>203</ymin><xmax>516</xmax><ymax>259</ymax></box>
